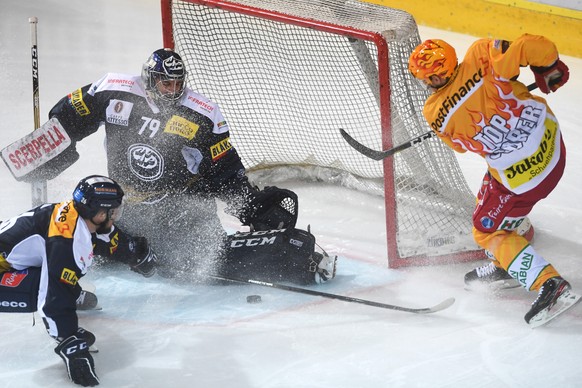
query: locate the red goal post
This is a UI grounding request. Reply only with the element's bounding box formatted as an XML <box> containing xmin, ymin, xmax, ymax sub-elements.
<box><xmin>160</xmin><ymin>0</ymin><xmax>485</xmax><ymax>267</ymax></box>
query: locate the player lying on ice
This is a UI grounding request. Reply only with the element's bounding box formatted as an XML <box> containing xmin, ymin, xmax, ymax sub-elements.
<box><xmin>3</xmin><ymin>49</ymin><xmax>336</xmax><ymax>296</ymax></box>
<box><xmin>0</xmin><ymin>175</ymin><xmax>125</xmax><ymax>387</ymax></box>
<box><xmin>408</xmin><ymin>34</ymin><xmax>578</xmax><ymax>326</ymax></box>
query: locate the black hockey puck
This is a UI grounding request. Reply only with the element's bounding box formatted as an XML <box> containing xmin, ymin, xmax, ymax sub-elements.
<box><xmin>246</xmin><ymin>295</ymin><xmax>262</xmax><ymax>304</ymax></box>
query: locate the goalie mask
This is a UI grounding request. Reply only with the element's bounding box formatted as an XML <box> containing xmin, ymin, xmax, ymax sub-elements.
<box><xmin>142</xmin><ymin>48</ymin><xmax>187</xmax><ymax>104</ymax></box>
<box><xmin>408</xmin><ymin>39</ymin><xmax>458</xmax><ymax>86</ymax></box>
<box><xmin>73</xmin><ymin>175</ymin><xmax>124</xmax><ymax>224</ymax></box>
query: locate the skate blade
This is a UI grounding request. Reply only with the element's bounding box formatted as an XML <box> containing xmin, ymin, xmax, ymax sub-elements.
<box><xmin>464</xmin><ymin>278</ymin><xmax>520</xmax><ymax>292</ymax></box>
<box><xmin>492</xmin><ymin>279</ymin><xmax>520</xmax><ymax>290</ymax></box>
<box><xmin>528</xmin><ymin>290</ymin><xmax>582</xmax><ymax>328</ymax></box>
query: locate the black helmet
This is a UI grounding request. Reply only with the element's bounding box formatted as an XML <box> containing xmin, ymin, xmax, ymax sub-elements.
<box><xmin>73</xmin><ymin>175</ymin><xmax>124</xmax><ymax>219</ymax></box>
<box><xmin>141</xmin><ymin>48</ymin><xmax>187</xmax><ymax>103</ymax></box>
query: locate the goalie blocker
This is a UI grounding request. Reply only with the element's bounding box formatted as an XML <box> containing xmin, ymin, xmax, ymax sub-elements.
<box><xmin>1</xmin><ymin>117</ymin><xmax>78</xmax><ymax>182</ymax></box>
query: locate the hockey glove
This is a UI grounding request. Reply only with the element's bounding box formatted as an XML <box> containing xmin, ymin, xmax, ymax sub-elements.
<box><xmin>93</xmin><ymin>226</ymin><xmax>157</xmax><ymax>277</ymax></box>
<box><xmin>128</xmin><ymin>236</ymin><xmax>158</xmax><ymax>278</ymax></box>
<box><xmin>75</xmin><ymin>327</ymin><xmax>96</xmax><ymax>348</ymax></box>
<box><xmin>530</xmin><ymin>59</ymin><xmax>569</xmax><ymax>94</ymax></box>
<box><xmin>54</xmin><ymin>328</ymin><xmax>99</xmax><ymax>387</ymax></box>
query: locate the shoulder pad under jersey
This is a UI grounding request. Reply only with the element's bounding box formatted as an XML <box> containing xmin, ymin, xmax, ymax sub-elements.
<box><xmin>88</xmin><ymin>73</ymin><xmax>147</xmax><ymax>98</ymax></box>
<box><xmin>181</xmin><ymin>89</ymin><xmax>219</xmax><ymax>119</ymax></box>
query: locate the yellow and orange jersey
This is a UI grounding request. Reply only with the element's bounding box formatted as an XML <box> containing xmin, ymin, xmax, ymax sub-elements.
<box><xmin>422</xmin><ymin>34</ymin><xmax>563</xmax><ymax>194</ymax></box>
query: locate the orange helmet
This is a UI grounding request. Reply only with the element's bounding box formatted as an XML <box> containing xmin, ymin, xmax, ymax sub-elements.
<box><xmin>408</xmin><ymin>39</ymin><xmax>458</xmax><ymax>82</ymax></box>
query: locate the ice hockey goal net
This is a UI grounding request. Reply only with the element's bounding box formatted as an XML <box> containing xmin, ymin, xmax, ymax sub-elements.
<box><xmin>161</xmin><ymin>0</ymin><xmax>484</xmax><ymax>267</ymax></box>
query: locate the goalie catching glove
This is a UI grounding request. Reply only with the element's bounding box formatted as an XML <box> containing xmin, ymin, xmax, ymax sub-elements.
<box><xmin>530</xmin><ymin>58</ymin><xmax>569</xmax><ymax>94</ymax></box>
<box><xmin>54</xmin><ymin>327</ymin><xmax>99</xmax><ymax>387</ymax></box>
<box><xmin>237</xmin><ymin>185</ymin><xmax>299</xmax><ymax>231</ymax></box>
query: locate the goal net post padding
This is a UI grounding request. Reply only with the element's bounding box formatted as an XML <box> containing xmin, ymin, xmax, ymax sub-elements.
<box><xmin>161</xmin><ymin>0</ymin><xmax>485</xmax><ymax>267</ymax></box>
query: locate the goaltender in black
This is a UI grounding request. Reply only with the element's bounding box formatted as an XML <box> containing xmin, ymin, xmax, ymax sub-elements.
<box><xmin>7</xmin><ymin>48</ymin><xmax>337</xmax><ymax>287</ymax></box>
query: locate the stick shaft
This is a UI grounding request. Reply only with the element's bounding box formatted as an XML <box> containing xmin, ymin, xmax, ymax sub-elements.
<box><xmin>208</xmin><ymin>273</ymin><xmax>452</xmax><ymax>314</ymax></box>
<box><xmin>29</xmin><ymin>16</ymin><xmax>47</xmax><ymax>206</ymax></box>
<box><xmin>341</xmin><ymin>82</ymin><xmax>538</xmax><ymax>161</ymax></box>
<box><xmin>30</xmin><ymin>17</ymin><xmax>40</xmax><ymax>128</ymax></box>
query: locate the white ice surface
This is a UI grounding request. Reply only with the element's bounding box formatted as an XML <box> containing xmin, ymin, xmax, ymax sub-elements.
<box><xmin>1</xmin><ymin>1</ymin><xmax>582</xmax><ymax>387</ymax></box>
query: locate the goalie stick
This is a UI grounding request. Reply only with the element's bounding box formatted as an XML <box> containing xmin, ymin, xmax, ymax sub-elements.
<box><xmin>341</xmin><ymin>82</ymin><xmax>538</xmax><ymax>161</ymax></box>
<box><xmin>208</xmin><ymin>273</ymin><xmax>455</xmax><ymax>314</ymax></box>
<box><xmin>29</xmin><ymin>16</ymin><xmax>47</xmax><ymax>206</ymax></box>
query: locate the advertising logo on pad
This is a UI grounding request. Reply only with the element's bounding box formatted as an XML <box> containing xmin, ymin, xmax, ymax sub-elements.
<box><xmin>1</xmin><ymin>270</ymin><xmax>28</xmax><ymax>288</ymax></box>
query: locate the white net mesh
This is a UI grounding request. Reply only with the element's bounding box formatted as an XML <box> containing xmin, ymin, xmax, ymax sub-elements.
<box><xmin>167</xmin><ymin>0</ymin><xmax>482</xmax><ymax>263</ymax></box>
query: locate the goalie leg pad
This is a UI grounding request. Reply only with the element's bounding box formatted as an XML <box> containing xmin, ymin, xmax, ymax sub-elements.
<box><xmin>219</xmin><ymin>228</ymin><xmax>333</xmax><ymax>285</ymax></box>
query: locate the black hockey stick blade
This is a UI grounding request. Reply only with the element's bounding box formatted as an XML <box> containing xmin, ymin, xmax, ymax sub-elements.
<box><xmin>209</xmin><ymin>273</ymin><xmax>454</xmax><ymax>314</ymax></box>
<box><xmin>341</xmin><ymin>82</ymin><xmax>539</xmax><ymax>161</ymax></box>
<box><xmin>340</xmin><ymin>128</ymin><xmax>435</xmax><ymax>160</ymax></box>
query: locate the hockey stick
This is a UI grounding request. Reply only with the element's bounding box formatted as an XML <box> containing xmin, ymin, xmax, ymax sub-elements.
<box><xmin>208</xmin><ymin>274</ymin><xmax>455</xmax><ymax>314</ymax></box>
<box><xmin>340</xmin><ymin>82</ymin><xmax>538</xmax><ymax>161</ymax></box>
<box><xmin>29</xmin><ymin>16</ymin><xmax>47</xmax><ymax>206</ymax></box>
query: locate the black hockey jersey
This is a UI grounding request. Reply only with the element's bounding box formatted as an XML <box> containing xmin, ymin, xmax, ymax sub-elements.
<box><xmin>49</xmin><ymin>73</ymin><xmax>247</xmax><ymax>198</ymax></box>
<box><xmin>0</xmin><ymin>201</ymin><xmax>93</xmax><ymax>338</ymax></box>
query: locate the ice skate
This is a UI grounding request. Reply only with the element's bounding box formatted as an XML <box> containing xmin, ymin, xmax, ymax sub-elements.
<box><xmin>464</xmin><ymin>260</ymin><xmax>519</xmax><ymax>290</ymax></box>
<box><xmin>525</xmin><ymin>277</ymin><xmax>581</xmax><ymax>328</ymax></box>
